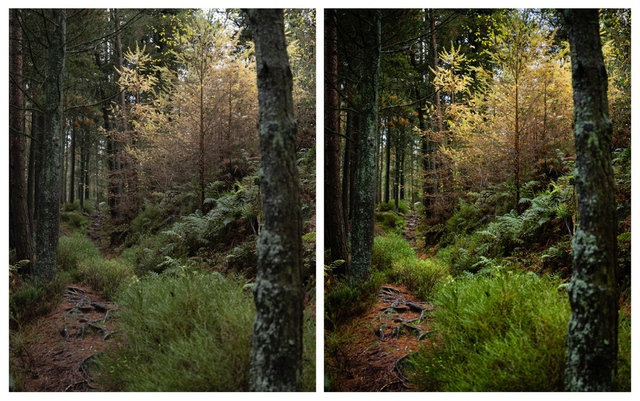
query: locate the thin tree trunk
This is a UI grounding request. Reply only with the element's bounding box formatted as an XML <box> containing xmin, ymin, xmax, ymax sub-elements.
<box><xmin>9</xmin><ymin>9</ymin><xmax>34</xmax><ymax>275</ymax></box>
<box><xmin>563</xmin><ymin>8</ymin><xmax>618</xmax><ymax>392</ymax></box>
<box><xmin>35</xmin><ymin>9</ymin><xmax>66</xmax><ymax>286</ymax></box>
<box><xmin>69</xmin><ymin>123</ymin><xmax>76</xmax><ymax>204</ymax></box>
<box><xmin>324</xmin><ymin>9</ymin><xmax>349</xmax><ymax>272</ymax></box>
<box><xmin>245</xmin><ymin>8</ymin><xmax>303</xmax><ymax>392</ymax></box>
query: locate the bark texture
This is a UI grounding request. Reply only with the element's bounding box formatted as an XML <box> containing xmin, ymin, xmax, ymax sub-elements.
<box><xmin>9</xmin><ymin>9</ymin><xmax>34</xmax><ymax>275</ymax></box>
<box><xmin>246</xmin><ymin>8</ymin><xmax>303</xmax><ymax>392</ymax></box>
<box><xmin>563</xmin><ymin>9</ymin><xmax>618</xmax><ymax>391</ymax></box>
<box><xmin>34</xmin><ymin>9</ymin><xmax>66</xmax><ymax>286</ymax></box>
<box><xmin>350</xmin><ymin>10</ymin><xmax>381</xmax><ymax>285</ymax></box>
<box><xmin>324</xmin><ymin>10</ymin><xmax>349</xmax><ymax>273</ymax></box>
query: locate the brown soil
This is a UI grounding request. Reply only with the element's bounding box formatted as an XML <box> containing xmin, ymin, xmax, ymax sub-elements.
<box><xmin>10</xmin><ymin>284</ymin><xmax>119</xmax><ymax>392</ymax></box>
<box><xmin>326</xmin><ymin>283</ymin><xmax>440</xmax><ymax>392</ymax></box>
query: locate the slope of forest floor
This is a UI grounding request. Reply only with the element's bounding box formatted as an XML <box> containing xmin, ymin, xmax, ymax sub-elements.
<box><xmin>326</xmin><ymin>284</ymin><xmax>440</xmax><ymax>391</ymax></box>
<box><xmin>326</xmin><ymin>210</ymin><xmax>441</xmax><ymax>392</ymax></box>
<box><xmin>10</xmin><ymin>283</ymin><xmax>118</xmax><ymax>391</ymax></box>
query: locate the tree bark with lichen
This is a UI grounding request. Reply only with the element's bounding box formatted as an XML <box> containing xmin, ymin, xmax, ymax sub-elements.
<box><xmin>35</xmin><ymin>9</ymin><xmax>66</xmax><ymax>286</ymax></box>
<box><xmin>350</xmin><ymin>9</ymin><xmax>381</xmax><ymax>285</ymax></box>
<box><xmin>563</xmin><ymin>9</ymin><xmax>618</xmax><ymax>391</ymax></box>
<box><xmin>245</xmin><ymin>8</ymin><xmax>303</xmax><ymax>392</ymax></box>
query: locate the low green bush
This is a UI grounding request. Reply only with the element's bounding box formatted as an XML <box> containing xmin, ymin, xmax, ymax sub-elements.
<box><xmin>375</xmin><ymin>211</ymin><xmax>406</xmax><ymax>234</ymax></box>
<box><xmin>59</xmin><ymin>210</ymin><xmax>91</xmax><ymax>233</ymax></box>
<box><xmin>95</xmin><ymin>272</ymin><xmax>255</xmax><ymax>391</ymax></box>
<box><xmin>372</xmin><ymin>234</ymin><xmax>415</xmax><ymax>271</ymax></box>
<box><xmin>407</xmin><ymin>272</ymin><xmax>570</xmax><ymax>391</ymax></box>
<box><xmin>387</xmin><ymin>257</ymin><xmax>450</xmax><ymax>301</ymax></box>
<box><xmin>79</xmin><ymin>258</ymin><xmax>136</xmax><ymax>299</ymax></box>
<box><xmin>325</xmin><ymin>271</ymin><xmax>386</xmax><ymax>330</ymax></box>
<box><xmin>57</xmin><ymin>233</ymin><xmax>101</xmax><ymax>273</ymax></box>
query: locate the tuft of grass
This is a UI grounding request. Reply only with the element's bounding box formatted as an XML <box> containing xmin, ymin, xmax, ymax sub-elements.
<box><xmin>325</xmin><ymin>270</ymin><xmax>386</xmax><ymax>330</ymax></box>
<box><xmin>79</xmin><ymin>258</ymin><xmax>136</xmax><ymax>300</ymax></box>
<box><xmin>387</xmin><ymin>257</ymin><xmax>450</xmax><ymax>301</ymax></box>
<box><xmin>407</xmin><ymin>272</ymin><xmax>570</xmax><ymax>391</ymax></box>
<box><xmin>94</xmin><ymin>272</ymin><xmax>255</xmax><ymax>391</ymax></box>
<box><xmin>375</xmin><ymin>211</ymin><xmax>406</xmax><ymax>234</ymax></box>
<box><xmin>57</xmin><ymin>233</ymin><xmax>102</xmax><ymax>273</ymax></box>
<box><xmin>372</xmin><ymin>234</ymin><xmax>416</xmax><ymax>271</ymax></box>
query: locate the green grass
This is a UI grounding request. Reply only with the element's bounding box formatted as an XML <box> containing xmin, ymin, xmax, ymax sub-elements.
<box><xmin>95</xmin><ymin>271</ymin><xmax>316</xmax><ymax>391</ymax></box>
<box><xmin>407</xmin><ymin>272</ymin><xmax>571</xmax><ymax>391</ymax></box>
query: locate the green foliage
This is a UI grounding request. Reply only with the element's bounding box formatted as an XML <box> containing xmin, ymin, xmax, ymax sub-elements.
<box><xmin>374</xmin><ymin>211</ymin><xmax>406</xmax><ymax>235</ymax></box>
<box><xmin>407</xmin><ymin>272</ymin><xmax>570</xmax><ymax>391</ymax></box>
<box><xmin>371</xmin><ymin>234</ymin><xmax>416</xmax><ymax>271</ymax></box>
<box><xmin>94</xmin><ymin>272</ymin><xmax>255</xmax><ymax>391</ymax></box>
<box><xmin>9</xmin><ymin>274</ymin><xmax>69</xmax><ymax>328</ymax></box>
<box><xmin>126</xmin><ymin>200</ymin><xmax>170</xmax><ymax>247</ymax></box>
<box><xmin>79</xmin><ymin>258</ymin><xmax>136</xmax><ymax>299</ymax></box>
<box><xmin>325</xmin><ymin>271</ymin><xmax>386</xmax><ymax>330</ymax></box>
<box><xmin>59</xmin><ymin>210</ymin><xmax>91</xmax><ymax>233</ymax></box>
<box><xmin>617</xmin><ymin>305</ymin><xmax>631</xmax><ymax>391</ymax></box>
<box><xmin>387</xmin><ymin>257</ymin><xmax>451</xmax><ymax>300</ymax></box>
<box><xmin>378</xmin><ymin>200</ymin><xmax>409</xmax><ymax>214</ymax></box>
<box><xmin>57</xmin><ymin>233</ymin><xmax>101</xmax><ymax>273</ymax></box>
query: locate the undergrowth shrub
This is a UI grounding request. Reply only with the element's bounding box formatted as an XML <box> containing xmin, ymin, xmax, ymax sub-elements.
<box><xmin>387</xmin><ymin>257</ymin><xmax>450</xmax><ymax>301</ymax></box>
<box><xmin>95</xmin><ymin>272</ymin><xmax>255</xmax><ymax>391</ymax></box>
<box><xmin>57</xmin><ymin>233</ymin><xmax>101</xmax><ymax>273</ymax></box>
<box><xmin>79</xmin><ymin>258</ymin><xmax>135</xmax><ymax>299</ymax></box>
<box><xmin>375</xmin><ymin>211</ymin><xmax>406</xmax><ymax>234</ymax></box>
<box><xmin>325</xmin><ymin>271</ymin><xmax>386</xmax><ymax>330</ymax></box>
<box><xmin>59</xmin><ymin>210</ymin><xmax>91</xmax><ymax>234</ymax></box>
<box><xmin>407</xmin><ymin>272</ymin><xmax>570</xmax><ymax>391</ymax></box>
<box><xmin>378</xmin><ymin>200</ymin><xmax>409</xmax><ymax>214</ymax></box>
<box><xmin>372</xmin><ymin>234</ymin><xmax>415</xmax><ymax>270</ymax></box>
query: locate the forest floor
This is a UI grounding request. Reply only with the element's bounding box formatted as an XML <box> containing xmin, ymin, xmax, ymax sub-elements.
<box><xmin>10</xmin><ymin>283</ymin><xmax>119</xmax><ymax>391</ymax></box>
<box><xmin>327</xmin><ymin>212</ymin><xmax>442</xmax><ymax>392</ymax></box>
<box><xmin>10</xmin><ymin>213</ymin><xmax>118</xmax><ymax>392</ymax></box>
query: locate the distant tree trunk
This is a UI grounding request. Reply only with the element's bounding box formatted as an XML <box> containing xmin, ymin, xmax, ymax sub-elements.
<box><xmin>350</xmin><ymin>9</ymin><xmax>381</xmax><ymax>285</ymax></box>
<box><xmin>35</xmin><ymin>9</ymin><xmax>66</xmax><ymax>286</ymax></box>
<box><xmin>563</xmin><ymin>9</ymin><xmax>618</xmax><ymax>392</ymax></box>
<box><xmin>69</xmin><ymin>123</ymin><xmax>76</xmax><ymax>204</ymax></box>
<box><xmin>384</xmin><ymin>129</ymin><xmax>391</xmax><ymax>204</ymax></box>
<box><xmin>245</xmin><ymin>8</ymin><xmax>303</xmax><ymax>392</ymax></box>
<box><xmin>9</xmin><ymin>9</ymin><xmax>34</xmax><ymax>275</ymax></box>
<box><xmin>324</xmin><ymin>9</ymin><xmax>349</xmax><ymax>273</ymax></box>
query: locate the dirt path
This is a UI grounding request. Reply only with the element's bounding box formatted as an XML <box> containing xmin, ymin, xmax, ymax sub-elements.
<box><xmin>326</xmin><ymin>209</ymin><xmax>440</xmax><ymax>391</ymax></box>
<box><xmin>326</xmin><ymin>283</ymin><xmax>439</xmax><ymax>392</ymax></box>
<box><xmin>10</xmin><ymin>284</ymin><xmax>119</xmax><ymax>391</ymax></box>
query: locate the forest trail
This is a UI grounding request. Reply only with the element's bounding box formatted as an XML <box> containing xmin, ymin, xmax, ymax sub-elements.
<box><xmin>11</xmin><ymin>284</ymin><xmax>119</xmax><ymax>391</ymax></box>
<box><xmin>327</xmin><ymin>210</ymin><xmax>440</xmax><ymax>392</ymax></box>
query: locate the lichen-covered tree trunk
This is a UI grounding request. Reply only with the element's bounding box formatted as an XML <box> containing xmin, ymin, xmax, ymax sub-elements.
<box><xmin>563</xmin><ymin>9</ymin><xmax>618</xmax><ymax>391</ymax></box>
<box><xmin>350</xmin><ymin>9</ymin><xmax>381</xmax><ymax>285</ymax></box>
<box><xmin>34</xmin><ymin>9</ymin><xmax>66</xmax><ymax>286</ymax></box>
<box><xmin>245</xmin><ymin>9</ymin><xmax>303</xmax><ymax>392</ymax></box>
<box><xmin>324</xmin><ymin>10</ymin><xmax>349</xmax><ymax>274</ymax></box>
<box><xmin>9</xmin><ymin>9</ymin><xmax>34</xmax><ymax>275</ymax></box>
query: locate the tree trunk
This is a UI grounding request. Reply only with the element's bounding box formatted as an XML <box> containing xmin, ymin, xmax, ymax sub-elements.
<box><xmin>35</xmin><ymin>9</ymin><xmax>66</xmax><ymax>286</ymax></box>
<box><xmin>563</xmin><ymin>9</ymin><xmax>618</xmax><ymax>392</ymax></box>
<box><xmin>350</xmin><ymin>9</ymin><xmax>381</xmax><ymax>285</ymax></box>
<box><xmin>9</xmin><ymin>9</ymin><xmax>34</xmax><ymax>275</ymax></box>
<box><xmin>324</xmin><ymin>10</ymin><xmax>349</xmax><ymax>273</ymax></box>
<box><xmin>384</xmin><ymin>128</ymin><xmax>391</xmax><ymax>204</ymax></box>
<box><xmin>245</xmin><ymin>8</ymin><xmax>303</xmax><ymax>392</ymax></box>
<box><xmin>69</xmin><ymin>124</ymin><xmax>76</xmax><ymax>204</ymax></box>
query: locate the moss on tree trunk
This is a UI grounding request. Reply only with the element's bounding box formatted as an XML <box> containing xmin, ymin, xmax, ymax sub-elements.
<box><xmin>35</xmin><ymin>9</ymin><xmax>66</xmax><ymax>286</ymax></box>
<box><xmin>350</xmin><ymin>10</ymin><xmax>381</xmax><ymax>285</ymax></box>
<box><xmin>564</xmin><ymin>9</ymin><xmax>618</xmax><ymax>391</ymax></box>
<box><xmin>246</xmin><ymin>9</ymin><xmax>303</xmax><ymax>392</ymax></box>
